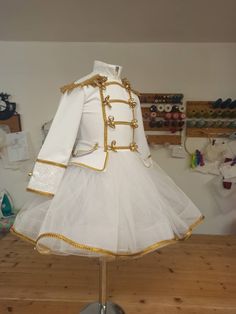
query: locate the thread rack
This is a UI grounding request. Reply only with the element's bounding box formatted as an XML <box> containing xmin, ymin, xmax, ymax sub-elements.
<box><xmin>139</xmin><ymin>93</ymin><xmax>185</xmax><ymax>145</ymax></box>
<box><xmin>186</xmin><ymin>101</ymin><xmax>236</xmax><ymax>137</ymax></box>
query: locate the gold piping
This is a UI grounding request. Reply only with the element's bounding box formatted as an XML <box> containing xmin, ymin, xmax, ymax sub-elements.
<box><xmin>112</xmin><ymin>120</ymin><xmax>138</xmax><ymax>128</ymax></box>
<box><xmin>126</xmin><ymin>87</ymin><xmax>136</xmax><ymax>144</ymax></box>
<box><xmin>10</xmin><ymin>227</ymin><xmax>50</xmax><ymax>252</ymax></box>
<box><xmin>99</xmin><ymin>85</ymin><xmax>108</xmax><ymax>151</ymax></box>
<box><xmin>104</xmin><ymin>80</ymin><xmax>140</xmax><ymax>96</ymax></box>
<box><xmin>26</xmin><ymin>187</ymin><xmax>54</xmax><ymax>197</ymax></box>
<box><xmin>10</xmin><ymin>227</ymin><xmax>36</xmax><ymax>245</ymax></box>
<box><xmin>106</xmin><ymin>117</ymin><xmax>138</xmax><ymax>129</ymax></box>
<box><xmin>36</xmin><ymin>159</ymin><xmax>67</xmax><ymax>168</ymax></box>
<box><xmin>108</xmin><ymin>140</ymin><xmax>138</xmax><ymax>152</ymax></box>
<box><xmin>60</xmin><ymin>75</ymin><xmax>139</xmax><ymax>96</ymax></box>
<box><xmin>103</xmin><ymin>98</ymin><xmax>137</xmax><ymax>108</ymax></box>
<box><xmin>10</xmin><ymin>215</ymin><xmax>205</xmax><ymax>258</ymax></box>
<box><xmin>69</xmin><ymin>152</ymin><xmax>109</xmax><ymax>171</ymax></box>
<box><xmin>105</xmin><ymin>81</ymin><xmax>125</xmax><ymax>89</ymax></box>
<box><xmin>110</xmin><ymin>99</ymin><xmax>131</xmax><ymax>105</ymax></box>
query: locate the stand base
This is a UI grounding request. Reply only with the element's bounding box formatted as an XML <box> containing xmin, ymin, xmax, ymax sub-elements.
<box><xmin>80</xmin><ymin>301</ymin><xmax>125</xmax><ymax>314</ymax></box>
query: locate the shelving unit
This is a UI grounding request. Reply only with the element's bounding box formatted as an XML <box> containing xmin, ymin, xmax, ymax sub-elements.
<box><xmin>186</xmin><ymin>101</ymin><xmax>236</xmax><ymax>138</ymax></box>
<box><xmin>140</xmin><ymin>93</ymin><xmax>184</xmax><ymax>145</ymax></box>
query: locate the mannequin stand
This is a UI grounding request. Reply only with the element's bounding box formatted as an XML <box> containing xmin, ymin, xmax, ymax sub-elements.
<box><xmin>80</xmin><ymin>257</ymin><xmax>125</xmax><ymax>314</ymax></box>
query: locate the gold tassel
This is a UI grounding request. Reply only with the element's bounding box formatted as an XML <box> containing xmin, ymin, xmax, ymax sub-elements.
<box><xmin>60</xmin><ymin>74</ymin><xmax>139</xmax><ymax>95</ymax></box>
<box><xmin>60</xmin><ymin>74</ymin><xmax>107</xmax><ymax>94</ymax></box>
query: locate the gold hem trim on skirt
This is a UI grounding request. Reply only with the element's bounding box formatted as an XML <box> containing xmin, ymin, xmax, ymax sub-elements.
<box><xmin>10</xmin><ymin>215</ymin><xmax>205</xmax><ymax>258</ymax></box>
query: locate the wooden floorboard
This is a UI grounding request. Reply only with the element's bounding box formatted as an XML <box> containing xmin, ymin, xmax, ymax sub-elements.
<box><xmin>0</xmin><ymin>233</ymin><xmax>236</xmax><ymax>314</ymax></box>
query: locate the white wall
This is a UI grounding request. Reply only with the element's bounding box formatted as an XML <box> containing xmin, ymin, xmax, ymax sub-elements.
<box><xmin>1</xmin><ymin>41</ymin><xmax>236</xmax><ymax>235</ymax></box>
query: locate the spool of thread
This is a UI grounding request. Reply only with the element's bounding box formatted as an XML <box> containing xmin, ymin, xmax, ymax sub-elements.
<box><xmin>164</xmin><ymin>120</ymin><xmax>170</xmax><ymax>127</ymax></box>
<box><xmin>196</xmin><ymin>119</ymin><xmax>206</xmax><ymax>128</ymax></box>
<box><xmin>212</xmin><ymin>98</ymin><xmax>222</xmax><ymax>109</ymax></box>
<box><xmin>172</xmin><ymin>112</ymin><xmax>179</xmax><ymax>120</ymax></box>
<box><xmin>165</xmin><ymin>112</ymin><xmax>172</xmax><ymax>120</ymax></box>
<box><xmin>157</xmin><ymin>104</ymin><xmax>164</xmax><ymax>112</ymax></box>
<box><xmin>221</xmin><ymin>98</ymin><xmax>232</xmax><ymax>109</ymax></box>
<box><xmin>150</xmin><ymin>112</ymin><xmax>157</xmax><ymax>118</ymax></box>
<box><xmin>164</xmin><ymin>104</ymin><xmax>172</xmax><ymax>112</ymax></box>
<box><xmin>149</xmin><ymin>119</ymin><xmax>157</xmax><ymax>128</ymax></box>
<box><xmin>150</xmin><ymin>105</ymin><xmax>157</xmax><ymax>112</ymax></box>
<box><xmin>187</xmin><ymin>120</ymin><xmax>196</xmax><ymax>127</ymax></box>
<box><xmin>229</xmin><ymin>100</ymin><xmax>236</xmax><ymax>109</ymax></box>
<box><xmin>156</xmin><ymin>120</ymin><xmax>164</xmax><ymax>128</ymax></box>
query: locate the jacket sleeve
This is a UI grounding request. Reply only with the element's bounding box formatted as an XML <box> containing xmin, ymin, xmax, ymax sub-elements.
<box><xmin>134</xmin><ymin>95</ymin><xmax>153</xmax><ymax>167</ymax></box>
<box><xmin>27</xmin><ymin>87</ymin><xmax>85</xmax><ymax>197</ymax></box>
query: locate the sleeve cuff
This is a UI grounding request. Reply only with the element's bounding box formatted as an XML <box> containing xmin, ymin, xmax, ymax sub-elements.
<box><xmin>27</xmin><ymin>160</ymin><xmax>67</xmax><ymax>196</ymax></box>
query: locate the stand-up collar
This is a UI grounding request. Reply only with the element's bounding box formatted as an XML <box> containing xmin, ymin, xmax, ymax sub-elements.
<box><xmin>92</xmin><ymin>60</ymin><xmax>122</xmax><ymax>80</ymax></box>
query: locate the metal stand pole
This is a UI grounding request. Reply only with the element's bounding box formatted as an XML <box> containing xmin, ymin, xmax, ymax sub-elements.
<box><xmin>80</xmin><ymin>256</ymin><xmax>125</xmax><ymax>314</ymax></box>
<box><xmin>99</xmin><ymin>257</ymin><xmax>108</xmax><ymax>314</ymax></box>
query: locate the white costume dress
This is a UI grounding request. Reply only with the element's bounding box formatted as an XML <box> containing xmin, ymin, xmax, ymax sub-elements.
<box><xmin>11</xmin><ymin>60</ymin><xmax>205</xmax><ymax>259</ymax></box>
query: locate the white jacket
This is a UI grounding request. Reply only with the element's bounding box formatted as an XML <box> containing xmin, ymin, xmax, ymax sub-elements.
<box><xmin>27</xmin><ymin>61</ymin><xmax>152</xmax><ymax>197</ymax></box>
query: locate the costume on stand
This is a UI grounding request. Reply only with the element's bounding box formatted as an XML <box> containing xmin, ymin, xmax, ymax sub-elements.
<box><xmin>11</xmin><ymin>60</ymin><xmax>205</xmax><ymax>259</ymax></box>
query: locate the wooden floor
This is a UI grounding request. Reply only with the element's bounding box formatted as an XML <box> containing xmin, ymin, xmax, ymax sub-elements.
<box><xmin>0</xmin><ymin>233</ymin><xmax>236</xmax><ymax>314</ymax></box>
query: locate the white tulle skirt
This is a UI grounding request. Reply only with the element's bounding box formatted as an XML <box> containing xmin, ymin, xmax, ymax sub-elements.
<box><xmin>11</xmin><ymin>151</ymin><xmax>204</xmax><ymax>259</ymax></box>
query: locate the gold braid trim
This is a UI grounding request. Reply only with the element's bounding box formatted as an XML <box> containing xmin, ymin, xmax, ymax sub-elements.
<box><xmin>10</xmin><ymin>215</ymin><xmax>205</xmax><ymax>258</ymax></box>
<box><xmin>60</xmin><ymin>74</ymin><xmax>107</xmax><ymax>94</ymax></box>
<box><xmin>105</xmin><ymin>79</ymin><xmax>140</xmax><ymax>96</ymax></box>
<box><xmin>122</xmin><ymin>77</ymin><xmax>140</xmax><ymax>96</ymax></box>
<box><xmin>60</xmin><ymin>75</ymin><xmax>139</xmax><ymax>95</ymax></box>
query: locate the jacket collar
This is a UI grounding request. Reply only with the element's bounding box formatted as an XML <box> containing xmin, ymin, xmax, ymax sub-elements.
<box><xmin>92</xmin><ymin>60</ymin><xmax>122</xmax><ymax>80</ymax></box>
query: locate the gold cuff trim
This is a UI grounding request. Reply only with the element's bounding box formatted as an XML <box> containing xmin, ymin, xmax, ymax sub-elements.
<box><xmin>26</xmin><ymin>187</ymin><xmax>54</xmax><ymax>197</ymax></box>
<box><xmin>10</xmin><ymin>215</ymin><xmax>205</xmax><ymax>258</ymax></box>
<box><xmin>69</xmin><ymin>152</ymin><xmax>109</xmax><ymax>171</ymax></box>
<box><xmin>36</xmin><ymin>159</ymin><xmax>67</xmax><ymax>168</ymax></box>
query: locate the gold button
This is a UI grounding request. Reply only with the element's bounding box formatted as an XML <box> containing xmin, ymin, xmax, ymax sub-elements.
<box><xmin>129</xmin><ymin>142</ymin><xmax>138</xmax><ymax>151</ymax></box>
<box><xmin>128</xmin><ymin>98</ymin><xmax>137</xmax><ymax>108</ymax></box>
<box><xmin>130</xmin><ymin>119</ymin><xmax>138</xmax><ymax>128</ymax></box>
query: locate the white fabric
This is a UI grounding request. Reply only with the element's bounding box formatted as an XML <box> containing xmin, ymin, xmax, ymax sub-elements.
<box><xmin>13</xmin><ymin>151</ymin><xmax>202</xmax><ymax>257</ymax></box>
<box><xmin>27</xmin><ymin>60</ymin><xmax>152</xmax><ymax>195</ymax></box>
<box><xmin>27</xmin><ymin>162</ymin><xmax>65</xmax><ymax>195</ymax></box>
<box><xmin>13</xmin><ymin>60</ymin><xmax>204</xmax><ymax>258</ymax></box>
